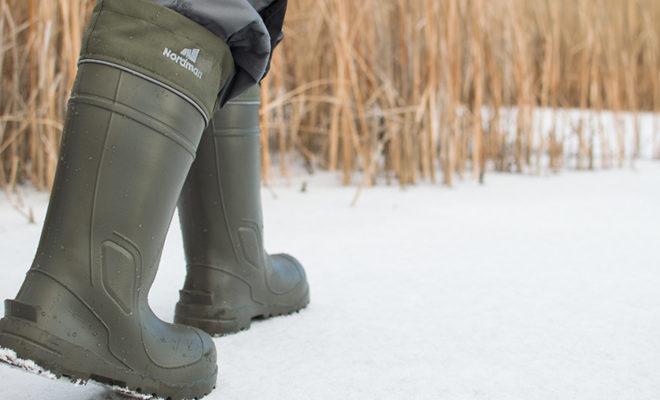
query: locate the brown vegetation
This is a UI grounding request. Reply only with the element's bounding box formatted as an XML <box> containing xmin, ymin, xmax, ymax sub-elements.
<box><xmin>1</xmin><ymin>0</ymin><xmax>659</xmax><ymax>190</ymax></box>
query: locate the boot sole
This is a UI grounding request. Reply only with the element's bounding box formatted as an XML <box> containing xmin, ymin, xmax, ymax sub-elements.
<box><xmin>0</xmin><ymin>316</ymin><xmax>216</xmax><ymax>400</ymax></box>
<box><xmin>175</xmin><ymin>290</ymin><xmax>310</xmax><ymax>337</ymax></box>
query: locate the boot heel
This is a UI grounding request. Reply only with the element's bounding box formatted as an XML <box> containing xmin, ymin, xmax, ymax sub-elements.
<box><xmin>0</xmin><ymin>271</ymin><xmax>127</xmax><ymax>380</ymax></box>
<box><xmin>0</xmin><ymin>315</ymin><xmax>127</xmax><ymax>385</ymax></box>
<box><xmin>174</xmin><ymin>297</ymin><xmax>256</xmax><ymax>336</ymax></box>
<box><xmin>174</xmin><ymin>312</ymin><xmax>253</xmax><ymax>336</ymax></box>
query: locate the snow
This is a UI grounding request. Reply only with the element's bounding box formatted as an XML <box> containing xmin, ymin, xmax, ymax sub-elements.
<box><xmin>0</xmin><ymin>348</ymin><xmax>58</xmax><ymax>381</ymax></box>
<box><xmin>0</xmin><ymin>346</ymin><xmax>154</xmax><ymax>400</ymax></box>
<box><xmin>1</xmin><ymin>162</ymin><xmax>660</xmax><ymax>399</ymax></box>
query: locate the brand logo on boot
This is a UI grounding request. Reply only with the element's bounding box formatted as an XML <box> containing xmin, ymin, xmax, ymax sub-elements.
<box><xmin>162</xmin><ymin>47</ymin><xmax>203</xmax><ymax>79</ymax></box>
<box><xmin>180</xmin><ymin>48</ymin><xmax>200</xmax><ymax>63</ymax></box>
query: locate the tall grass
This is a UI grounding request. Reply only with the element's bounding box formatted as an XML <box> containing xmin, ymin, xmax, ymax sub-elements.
<box><xmin>262</xmin><ymin>0</ymin><xmax>660</xmax><ymax>185</ymax></box>
<box><xmin>1</xmin><ymin>0</ymin><xmax>658</xmax><ymax>190</ymax></box>
<box><xmin>0</xmin><ymin>0</ymin><xmax>91</xmax><ymax>190</ymax></box>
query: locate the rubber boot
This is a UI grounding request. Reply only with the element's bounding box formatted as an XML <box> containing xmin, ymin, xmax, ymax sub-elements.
<box><xmin>175</xmin><ymin>85</ymin><xmax>310</xmax><ymax>336</ymax></box>
<box><xmin>0</xmin><ymin>0</ymin><xmax>233</xmax><ymax>398</ymax></box>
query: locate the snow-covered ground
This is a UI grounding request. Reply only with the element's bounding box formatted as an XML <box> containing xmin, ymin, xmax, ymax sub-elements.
<box><xmin>1</xmin><ymin>162</ymin><xmax>660</xmax><ymax>400</ymax></box>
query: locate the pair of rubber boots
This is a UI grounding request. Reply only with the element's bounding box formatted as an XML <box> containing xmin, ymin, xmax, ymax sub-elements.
<box><xmin>0</xmin><ymin>1</ymin><xmax>309</xmax><ymax>399</ymax></box>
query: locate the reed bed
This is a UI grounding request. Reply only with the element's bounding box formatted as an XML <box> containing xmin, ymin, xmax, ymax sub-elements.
<box><xmin>1</xmin><ymin>0</ymin><xmax>658</xmax><ymax>190</ymax></box>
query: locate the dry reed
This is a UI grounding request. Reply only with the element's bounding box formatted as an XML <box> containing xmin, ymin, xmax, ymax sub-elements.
<box><xmin>1</xmin><ymin>0</ymin><xmax>658</xmax><ymax>190</ymax></box>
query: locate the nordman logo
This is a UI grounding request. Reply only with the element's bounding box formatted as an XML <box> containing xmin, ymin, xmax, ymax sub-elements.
<box><xmin>180</xmin><ymin>48</ymin><xmax>200</xmax><ymax>63</ymax></box>
<box><xmin>162</xmin><ymin>48</ymin><xmax>203</xmax><ymax>79</ymax></box>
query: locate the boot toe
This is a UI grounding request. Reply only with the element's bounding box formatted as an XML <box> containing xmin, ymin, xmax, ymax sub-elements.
<box><xmin>170</xmin><ymin>326</ymin><xmax>218</xmax><ymax>395</ymax></box>
<box><xmin>269</xmin><ymin>253</ymin><xmax>309</xmax><ymax>299</ymax></box>
<box><xmin>140</xmin><ymin>316</ymin><xmax>218</xmax><ymax>393</ymax></box>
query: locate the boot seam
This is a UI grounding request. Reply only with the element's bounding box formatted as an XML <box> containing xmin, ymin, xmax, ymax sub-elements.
<box><xmin>69</xmin><ymin>93</ymin><xmax>197</xmax><ymax>156</ymax></box>
<box><xmin>78</xmin><ymin>58</ymin><xmax>209</xmax><ymax>125</ymax></box>
<box><xmin>209</xmin><ymin>128</ymin><xmax>260</xmax><ymax>137</ymax></box>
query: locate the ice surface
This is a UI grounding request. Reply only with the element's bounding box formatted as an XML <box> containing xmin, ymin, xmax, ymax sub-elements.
<box><xmin>0</xmin><ymin>162</ymin><xmax>659</xmax><ymax>399</ymax></box>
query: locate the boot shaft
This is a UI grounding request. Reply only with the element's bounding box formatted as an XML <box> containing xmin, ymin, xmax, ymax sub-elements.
<box><xmin>30</xmin><ymin>63</ymin><xmax>205</xmax><ymax>297</ymax></box>
<box><xmin>179</xmin><ymin>85</ymin><xmax>265</xmax><ymax>270</ymax></box>
<box><xmin>27</xmin><ymin>0</ymin><xmax>233</xmax><ymax>299</ymax></box>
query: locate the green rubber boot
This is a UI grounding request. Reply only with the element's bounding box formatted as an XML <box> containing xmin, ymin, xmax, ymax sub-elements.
<box><xmin>0</xmin><ymin>0</ymin><xmax>233</xmax><ymax>398</ymax></box>
<box><xmin>175</xmin><ymin>85</ymin><xmax>310</xmax><ymax>336</ymax></box>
